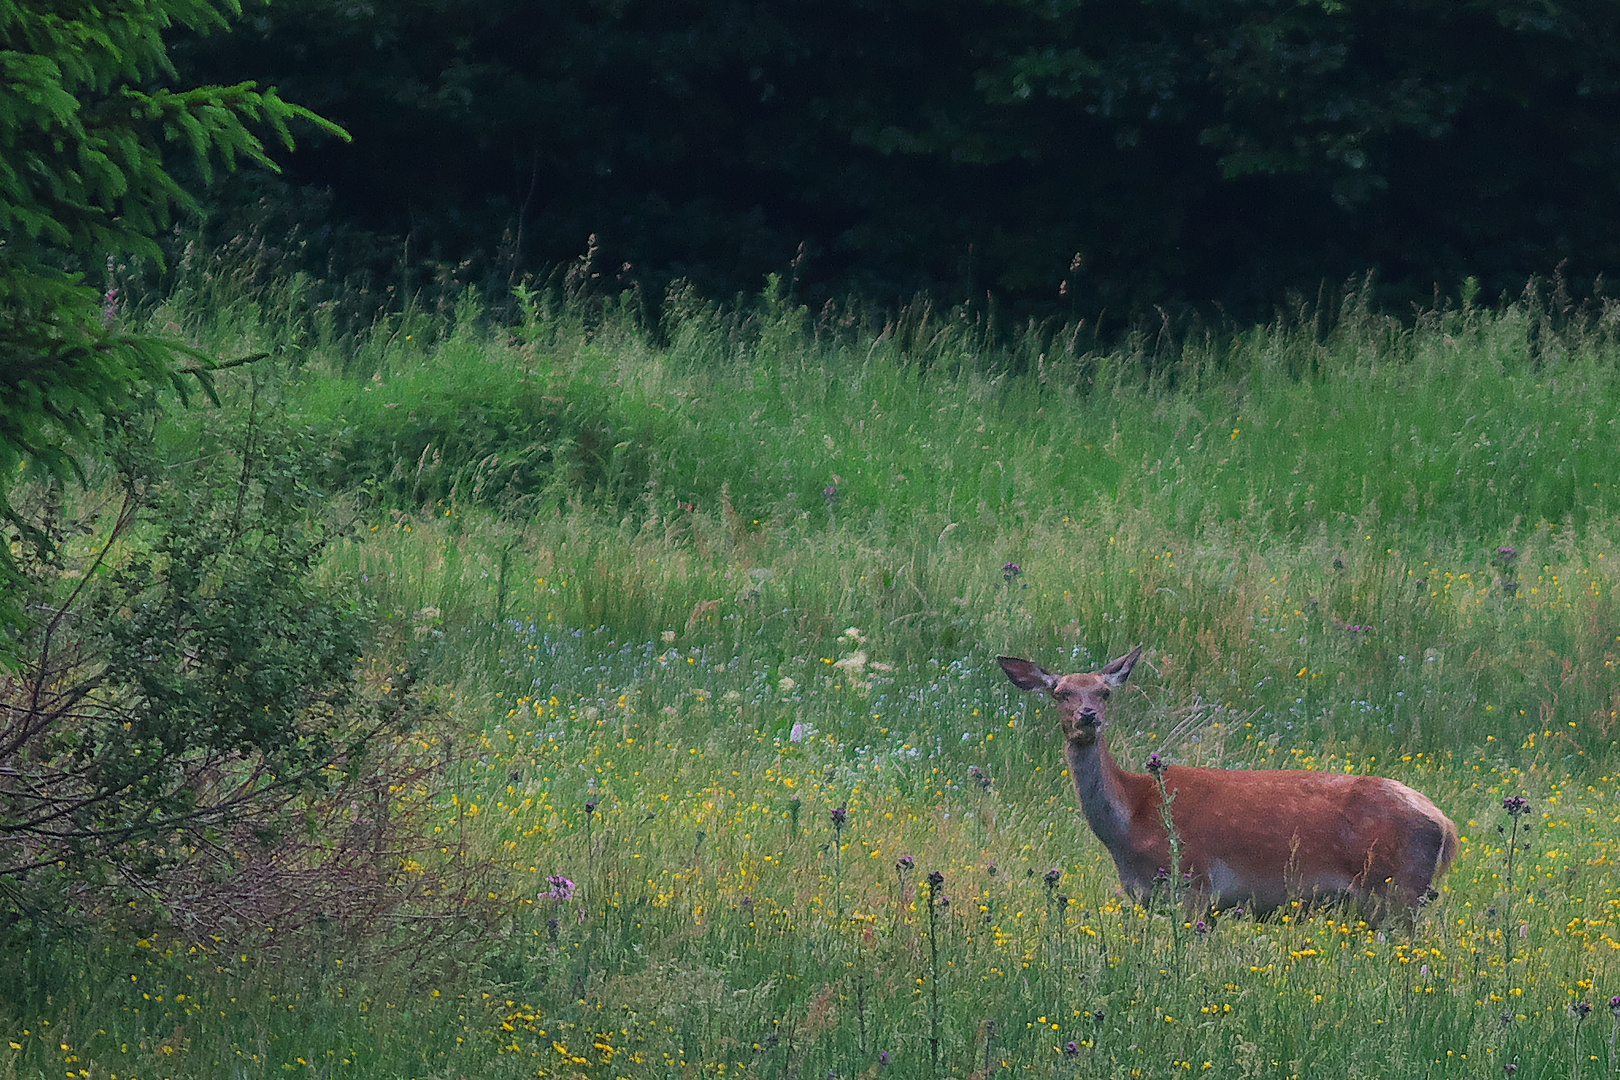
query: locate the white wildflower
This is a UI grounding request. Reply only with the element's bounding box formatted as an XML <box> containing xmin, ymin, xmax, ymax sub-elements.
<box><xmin>833</xmin><ymin>650</ymin><xmax>868</xmax><ymax>673</ymax></box>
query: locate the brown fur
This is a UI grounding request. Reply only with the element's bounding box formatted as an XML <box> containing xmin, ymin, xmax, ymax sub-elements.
<box><xmin>999</xmin><ymin>648</ymin><xmax>1457</xmax><ymax>924</ymax></box>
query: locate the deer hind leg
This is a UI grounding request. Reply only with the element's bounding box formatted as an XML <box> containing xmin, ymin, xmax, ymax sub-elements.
<box><xmin>1394</xmin><ymin>816</ymin><xmax>1453</xmax><ymax>903</ymax></box>
<box><xmin>1355</xmin><ymin>818</ymin><xmax>1452</xmax><ymax>928</ymax></box>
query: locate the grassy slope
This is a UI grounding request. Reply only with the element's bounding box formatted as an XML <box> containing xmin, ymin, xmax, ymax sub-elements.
<box><xmin>7</xmin><ymin>283</ymin><xmax>1620</xmax><ymax>1080</ymax></box>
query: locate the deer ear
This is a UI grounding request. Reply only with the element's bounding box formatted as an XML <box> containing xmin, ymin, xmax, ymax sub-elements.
<box><xmin>1100</xmin><ymin>645</ymin><xmax>1144</xmax><ymax>688</ymax></box>
<box><xmin>997</xmin><ymin>656</ymin><xmax>1058</xmax><ymax>692</ymax></box>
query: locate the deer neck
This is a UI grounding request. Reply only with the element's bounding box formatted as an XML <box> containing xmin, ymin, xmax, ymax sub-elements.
<box><xmin>1065</xmin><ymin>735</ymin><xmax>1137</xmax><ymax>851</ymax></box>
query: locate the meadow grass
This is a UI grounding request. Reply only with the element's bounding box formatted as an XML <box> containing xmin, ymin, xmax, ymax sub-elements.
<box><xmin>6</xmin><ymin>277</ymin><xmax>1620</xmax><ymax>1080</ymax></box>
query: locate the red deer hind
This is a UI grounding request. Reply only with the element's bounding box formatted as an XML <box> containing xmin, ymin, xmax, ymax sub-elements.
<box><xmin>998</xmin><ymin>647</ymin><xmax>1457</xmax><ymax>924</ymax></box>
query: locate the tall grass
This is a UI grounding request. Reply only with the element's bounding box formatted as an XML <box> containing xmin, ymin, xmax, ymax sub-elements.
<box><xmin>7</xmin><ymin>271</ymin><xmax>1620</xmax><ymax>1079</ymax></box>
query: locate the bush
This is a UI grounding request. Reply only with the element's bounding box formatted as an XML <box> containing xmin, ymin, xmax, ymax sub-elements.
<box><xmin>0</xmin><ymin>403</ymin><xmax>490</xmax><ymax>957</ymax></box>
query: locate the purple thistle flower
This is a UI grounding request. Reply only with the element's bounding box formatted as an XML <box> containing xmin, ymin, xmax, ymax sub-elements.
<box><xmin>830</xmin><ymin>805</ymin><xmax>848</xmax><ymax>831</ymax></box>
<box><xmin>1503</xmin><ymin>1063</ymin><xmax>1517</xmax><ymax>1076</ymax></box>
<box><xmin>1063</xmin><ymin>1041</ymin><xmax>1079</xmax><ymax>1058</ymax></box>
<box><xmin>1043</xmin><ymin>867</ymin><xmax>1063</xmax><ymax>887</ymax></box>
<box><xmin>1146</xmin><ymin>752</ymin><xmax>1167</xmax><ymax>777</ymax></box>
<box><xmin>879</xmin><ymin>1050</ymin><xmax>890</xmax><ymax>1066</ymax></box>
<box><xmin>1609</xmin><ymin>995</ymin><xmax>1620</xmax><ymax>1014</ymax></box>
<box><xmin>541</xmin><ymin>875</ymin><xmax>576</xmax><ymax>901</ymax></box>
<box><xmin>897</xmin><ymin>854</ymin><xmax>915</xmax><ymax>871</ymax></box>
<box><xmin>1498</xmin><ymin>546</ymin><xmax>1519</xmax><ymax>564</ymax></box>
<box><xmin>969</xmin><ymin>764</ymin><xmax>993</xmax><ymax>790</ymax></box>
<box><xmin>1003</xmin><ymin>562</ymin><xmax>1022</xmax><ymax>583</ymax></box>
<box><xmin>927</xmin><ymin>870</ymin><xmax>944</xmax><ymax>889</ymax></box>
<box><xmin>1573</xmin><ymin>1001</ymin><xmax>1593</xmax><ymax>1020</ymax></box>
<box><xmin>1503</xmin><ymin>795</ymin><xmax>1530</xmax><ymax>817</ymax></box>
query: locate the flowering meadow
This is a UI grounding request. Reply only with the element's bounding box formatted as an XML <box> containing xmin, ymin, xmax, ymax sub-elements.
<box><xmin>6</xmin><ymin>282</ymin><xmax>1620</xmax><ymax>1080</ymax></box>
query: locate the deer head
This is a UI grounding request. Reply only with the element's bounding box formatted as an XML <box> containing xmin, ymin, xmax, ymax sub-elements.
<box><xmin>997</xmin><ymin>646</ymin><xmax>1143</xmax><ymax>745</ymax></box>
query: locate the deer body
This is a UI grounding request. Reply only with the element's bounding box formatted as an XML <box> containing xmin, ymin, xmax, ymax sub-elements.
<box><xmin>1001</xmin><ymin>648</ymin><xmax>1457</xmax><ymax>922</ymax></box>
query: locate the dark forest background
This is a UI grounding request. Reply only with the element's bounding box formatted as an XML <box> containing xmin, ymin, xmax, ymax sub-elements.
<box><xmin>173</xmin><ymin>0</ymin><xmax>1620</xmax><ymax>320</ymax></box>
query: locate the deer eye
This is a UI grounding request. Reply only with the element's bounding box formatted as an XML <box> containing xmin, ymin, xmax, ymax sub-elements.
<box><xmin>1053</xmin><ymin>689</ymin><xmax>1074</xmax><ymax>702</ymax></box>
<box><xmin>1097</xmin><ymin>688</ymin><xmax>1111</xmax><ymax>700</ymax></box>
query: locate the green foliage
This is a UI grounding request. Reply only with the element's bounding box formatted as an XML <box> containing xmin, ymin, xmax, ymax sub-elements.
<box><xmin>172</xmin><ymin>0</ymin><xmax>1620</xmax><ymax>313</ymax></box>
<box><xmin>0</xmin><ymin>0</ymin><xmax>343</xmax><ymax>649</ymax></box>
<box><xmin>1</xmin><ymin>0</ymin><xmax>334</xmax><ymax>257</ymax></box>
<box><xmin>0</xmin><ymin>413</ymin><xmax>365</xmax><ymax>897</ymax></box>
<box><xmin>304</xmin><ymin>317</ymin><xmax>683</xmax><ymax>511</ymax></box>
<box><xmin>7</xmin><ymin>275</ymin><xmax>1620</xmax><ymax>1079</ymax></box>
<box><xmin>98</xmin><ymin>442</ymin><xmax>361</xmax><ymax>790</ymax></box>
<box><xmin>286</xmin><ymin>279</ymin><xmax>1620</xmax><ymax>547</ymax></box>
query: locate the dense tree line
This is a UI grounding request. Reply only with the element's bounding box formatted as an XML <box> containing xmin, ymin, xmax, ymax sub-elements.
<box><xmin>171</xmin><ymin>0</ymin><xmax>1620</xmax><ymax>316</ymax></box>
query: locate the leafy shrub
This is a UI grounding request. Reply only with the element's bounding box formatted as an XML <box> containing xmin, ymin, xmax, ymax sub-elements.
<box><xmin>305</xmin><ymin>342</ymin><xmax>683</xmax><ymax>511</ymax></box>
<box><xmin>0</xmin><ymin>407</ymin><xmax>481</xmax><ymax>957</ymax></box>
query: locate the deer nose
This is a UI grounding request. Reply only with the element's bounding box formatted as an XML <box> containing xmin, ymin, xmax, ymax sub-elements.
<box><xmin>1078</xmin><ymin>708</ymin><xmax>1099</xmax><ymax>727</ymax></box>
